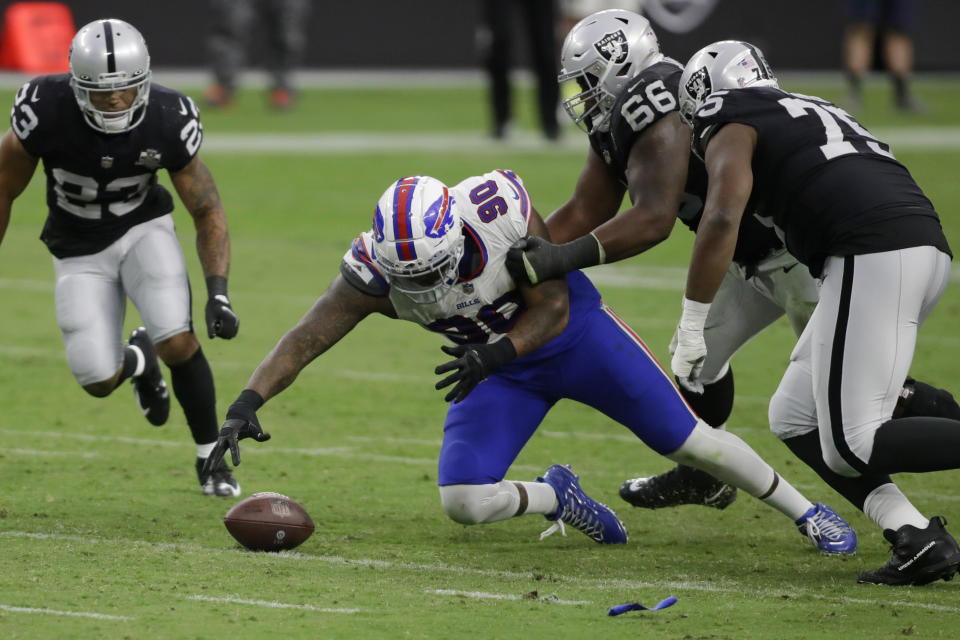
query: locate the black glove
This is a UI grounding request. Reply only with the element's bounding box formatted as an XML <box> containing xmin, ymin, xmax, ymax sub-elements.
<box><xmin>505</xmin><ymin>234</ymin><xmax>604</xmax><ymax>286</ymax></box>
<box><xmin>205</xmin><ymin>275</ymin><xmax>239</xmax><ymax>339</ymax></box>
<box><xmin>202</xmin><ymin>390</ymin><xmax>271</xmax><ymax>475</ymax></box>
<box><xmin>434</xmin><ymin>339</ymin><xmax>517</xmax><ymax>403</ymax></box>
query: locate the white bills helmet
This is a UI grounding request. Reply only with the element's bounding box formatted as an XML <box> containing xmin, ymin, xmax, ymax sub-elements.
<box><xmin>69</xmin><ymin>19</ymin><xmax>152</xmax><ymax>134</ymax></box>
<box><xmin>678</xmin><ymin>40</ymin><xmax>778</xmax><ymax>126</ymax></box>
<box><xmin>558</xmin><ymin>9</ymin><xmax>663</xmax><ymax>134</ymax></box>
<box><xmin>372</xmin><ymin>176</ymin><xmax>464</xmax><ymax>303</ymax></box>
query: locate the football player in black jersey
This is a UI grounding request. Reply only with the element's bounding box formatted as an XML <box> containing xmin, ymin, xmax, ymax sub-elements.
<box><xmin>0</xmin><ymin>19</ymin><xmax>242</xmax><ymax>497</ymax></box>
<box><xmin>675</xmin><ymin>39</ymin><xmax>960</xmax><ymax>585</ymax></box>
<box><xmin>505</xmin><ymin>9</ymin><xmax>960</xmax><ymax>520</ymax></box>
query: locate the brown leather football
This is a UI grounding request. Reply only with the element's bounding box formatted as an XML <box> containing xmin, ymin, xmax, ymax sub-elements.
<box><xmin>223</xmin><ymin>491</ymin><xmax>314</xmax><ymax>551</ymax></box>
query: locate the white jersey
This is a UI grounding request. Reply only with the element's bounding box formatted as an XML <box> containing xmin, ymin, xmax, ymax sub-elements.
<box><xmin>341</xmin><ymin>169</ymin><xmax>532</xmax><ymax>345</ymax></box>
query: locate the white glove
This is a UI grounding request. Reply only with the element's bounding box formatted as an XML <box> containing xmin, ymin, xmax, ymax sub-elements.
<box><xmin>670</xmin><ymin>297</ymin><xmax>711</xmax><ymax>394</ymax></box>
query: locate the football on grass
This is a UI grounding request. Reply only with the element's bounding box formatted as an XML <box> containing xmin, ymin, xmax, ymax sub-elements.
<box><xmin>223</xmin><ymin>492</ymin><xmax>315</xmax><ymax>551</ymax></box>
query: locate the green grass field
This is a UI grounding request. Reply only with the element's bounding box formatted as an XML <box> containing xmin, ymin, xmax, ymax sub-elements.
<box><xmin>1</xmin><ymin>76</ymin><xmax>959</xmax><ymax>639</ymax></box>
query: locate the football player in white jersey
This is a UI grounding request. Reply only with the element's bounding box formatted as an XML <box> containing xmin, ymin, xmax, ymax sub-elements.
<box><xmin>0</xmin><ymin>19</ymin><xmax>241</xmax><ymax>496</ymax></box>
<box><xmin>203</xmin><ymin>170</ymin><xmax>858</xmax><ymax>557</ymax></box>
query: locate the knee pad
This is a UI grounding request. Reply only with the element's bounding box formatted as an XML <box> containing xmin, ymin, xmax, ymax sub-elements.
<box><xmin>768</xmin><ymin>388</ymin><xmax>818</xmax><ymax>441</ymax></box>
<box><xmin>896</xmin><ymin>378</ymin><xmax>960</xmax><ymax>421</ymax></box>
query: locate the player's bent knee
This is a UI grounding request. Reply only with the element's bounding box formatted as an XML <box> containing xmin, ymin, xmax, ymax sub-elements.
<box><xmin>664</xmin><ymin>420</ymin><xmax>714</xmax><ymax>466</ymax></box>
<box><xmin>767</xmin><ymin>390</ymin><xmax>817</xmax><ymax>441</ymax></box>
<box><xmin>439</xmin><ymin>484</ymin><xmax>501</xmax><ymax>525</ymax></box>
<box><xmin>82</xmin><ymin>378</ymin><xmax>117</xmax><ymax>398</ymax></box>
<box><xmin>155</xmin><ymin>331</ymin><xmax>199</xmax><ymax>366</ymax></box>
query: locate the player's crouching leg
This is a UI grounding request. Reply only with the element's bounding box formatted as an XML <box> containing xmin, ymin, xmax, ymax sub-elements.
<box><xmin>667</xmin><ymin>421</ymin><xmax>857</xmax><ymax>555</ymax></box>
<box><xmin>439</xmin><ymin>471</ymin><xmax>628</xmax><ymax>544</ymax></box>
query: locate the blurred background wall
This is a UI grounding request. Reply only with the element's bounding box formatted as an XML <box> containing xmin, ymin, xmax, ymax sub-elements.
<box><xmin>7</xmin><ymin>0</ymin><xmax>958</xmax><ymax>71</ymax></box>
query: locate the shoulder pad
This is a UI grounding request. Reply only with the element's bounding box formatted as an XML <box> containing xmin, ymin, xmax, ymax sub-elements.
<box><xmin>10</xmin><ymin>75</ymin><xmax>68</xmax><ymax>151</ymax></box>
<box><xmin>148</xmin><ymin>85</ymin><xmax>204</xmax><ymax>170</ymax></box>
<box><xmin>691</xmin><ymin>88</ymin><xmax>764</xmax><ymax>159</ymax></box>
<box><xmin>454</xmin><ymin>170</ymin><xmax>531</xmax><ymax>243</ymax></box>
<box><xmin>340</xmin><ymin>234</ymin><xmax>390</xmax><ymax>297</ymax></box>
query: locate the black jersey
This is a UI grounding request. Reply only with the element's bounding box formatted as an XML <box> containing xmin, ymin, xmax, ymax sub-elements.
<box><xmin>10</xmin><ymin>74</ymin><xmax>203</xmax><ymax>258</ymax></box>
<box><xmin>588</xmin><ymin>59</ymin><xmax>783</xmax><ymax>268</ymax></box>
<box><xmin>692</xmin><ymin>86</ymin><xmax>951</xmax><ymax>276</ymax></box>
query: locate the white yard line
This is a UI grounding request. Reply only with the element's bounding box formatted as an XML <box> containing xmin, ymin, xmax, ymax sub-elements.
<box><xmin>5</xmin><ymin>448</ymin><xmax>98</xmax><ymax>458</ymax></box>
<box><xmin>0</xmin><ymin>603</ymin><xmax>132</xmax><ymax>621</ymax></box>
<box><xmin>429</xmin><ymin>589</ymin><xmax>591</xmax><ymax>606</ymax></box>
<box><xmin>186</xmin><ymin>595</ymin><xmax>359</xmax><ymax>613</ymax></box>
<box><xmin>4</xmin><ymin>531</ymin><xmax>960</xmax><ymax>614</ymax></box>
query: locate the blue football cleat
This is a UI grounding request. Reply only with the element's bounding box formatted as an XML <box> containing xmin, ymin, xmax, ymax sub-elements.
<box><xmin>537</xmin><ymin>464</ymin><xmax>628</xmax><ymax>544</ymax></box>
<box><xmin>796</xmin><ymin>502</ymin><xmax>857</xmax><ymax>555</ymax></box>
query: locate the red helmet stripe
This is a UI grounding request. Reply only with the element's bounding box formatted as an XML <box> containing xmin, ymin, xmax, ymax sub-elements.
<box><xmin>393</xmin><ymin>176</ymin><xmax>419</xmax><ymax>240</ymax></box>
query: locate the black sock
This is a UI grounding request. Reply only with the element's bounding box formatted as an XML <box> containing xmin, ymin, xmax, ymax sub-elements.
<box><xmin>169</xmin><ymin>347</ymin><xmax>218</xmax><ymax>445</ymax></box>
<box><xmin>116</xmin><ymin>347</ymin><xmax>140</xmax><ymax>387</ymax></box>
<box><xmin>783</xmin><ymin>431</ymin><xmax>891</xmax><ymax>511</ymax></box>
<box><xmin>677</xmin><ymin>366</ymin><xmax>734</xmax><ymax>427</ymax></box>
<box><xmin>869</xmin><ymin>417</ymin><xmax>960</xmax><ymax>473</ymax></box>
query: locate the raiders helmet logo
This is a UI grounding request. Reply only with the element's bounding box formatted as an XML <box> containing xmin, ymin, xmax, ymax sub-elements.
<box><xmin>594</xmin><ymin>30</ymin><xmax>628</xmax><ymax>64</ymax></box>
<box><xmin>685</xmin><ymin>67</ymin><xmax>712</xmax><ymax>103</ymax></box>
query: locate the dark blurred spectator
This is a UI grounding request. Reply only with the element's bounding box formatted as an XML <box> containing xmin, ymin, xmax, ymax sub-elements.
<box><xmin>478</xmin><ymin>0</ymin><xmax>561</xmax><ymax>140</ymax></box>
<box><xmin>843</xmin><ymin>0</ymin><xmax>926</xmax><ymax>113</ymax></box>
<box><xmin>205</xmin><ymin>0</ymin><xmax>309</xmax><ymax>110</ymax></box>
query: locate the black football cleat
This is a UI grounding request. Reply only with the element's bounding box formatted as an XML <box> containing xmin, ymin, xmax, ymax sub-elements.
<box><xmin>196</xmin><ymin>457</ymin><xmax>241</xmax><ymax>497</ymax></box>
<box><xmin>128</xmin><ymin>327</ymin><xmax>169</xmax><ymax>427</ymax></box>
<box><xmin>619</xmin><ymin>464</ymin><xmax>737</xmax><ymax>510</ymax></box>
<box><xmin>858</xmin><ymin>516</ymin><xmax>960</xmax><ymax>586</ymax></box>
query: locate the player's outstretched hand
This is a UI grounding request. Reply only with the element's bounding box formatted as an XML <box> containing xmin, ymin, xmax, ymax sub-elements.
<box><xmin>206</xmin><ymin>294</ymin><xmax>239</xmax><ymax>339</ymax></box>
<box><xmin>202</xmin><ymin>417</ymin><xmax>271</xmax><ymax>475</ymax></box>
<box><xmin>434</xmin><ymin>340</ymin><xmax>517</xmax><ymax>403</ymax></box>
<box><xmin>670</xmin><ymin>326</ymin><xmax>707</xmax><ymax>394</ymax></box>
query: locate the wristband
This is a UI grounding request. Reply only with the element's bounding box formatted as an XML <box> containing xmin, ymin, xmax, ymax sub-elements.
<box><xmin>679</xmin><ymin>296</ymin><xmax>711</xmax><ymax>333</ymax></box>
<box><xmin>564</xmin><ymin>233</ymin><xmax>606</xmax><ymax>270</ymax></box>
<box><xmin>206</xmin><ymin>275</ymin><xmax>228</xmax><ymax>299</ymax></box>
<box><xmin>227</xmin><ymin>389</ymin><xmax>265</xmax><ymax>419</ymax></box>
<box><xmin>487</xmin><ymin>337</ymin><xmax>518</xmax><ymax>369</ymax></box>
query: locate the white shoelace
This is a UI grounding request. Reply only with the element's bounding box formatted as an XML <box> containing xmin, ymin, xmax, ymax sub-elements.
<box><xmin>539</xmin><ymin>520</ymin><xmax>567</xmax><ymax>541</ymax></box>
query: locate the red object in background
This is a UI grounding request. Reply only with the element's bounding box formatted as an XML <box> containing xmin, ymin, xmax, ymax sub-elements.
<box><xmin>0</xmin><ymin>2</ymin><xmax>75</xmax><ymax>73</ymax></box>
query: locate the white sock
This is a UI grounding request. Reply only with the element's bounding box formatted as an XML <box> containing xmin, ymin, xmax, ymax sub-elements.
<box><xmin>196</xmin><ymin>442</ymin><xmax>216</xmax><ymax>459</ymax></box>
<box><xmin>514</xmin><ymin>480</ymin><xmax>560</xmax><ymax>516</ymax></box>
<box><xmin>863</xmin><ymin>483</ymin><xmax>928</xmax><ymax>531</ymax></box>
<box><xmin>438</xmin><ymin>481</ymin><xmax>559</xmax><ymax>525</ymax></box>
<box><xmin>668</xmin><ymin>420</ymin><xmax>813</xmax><ymax>520</ymax></box>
